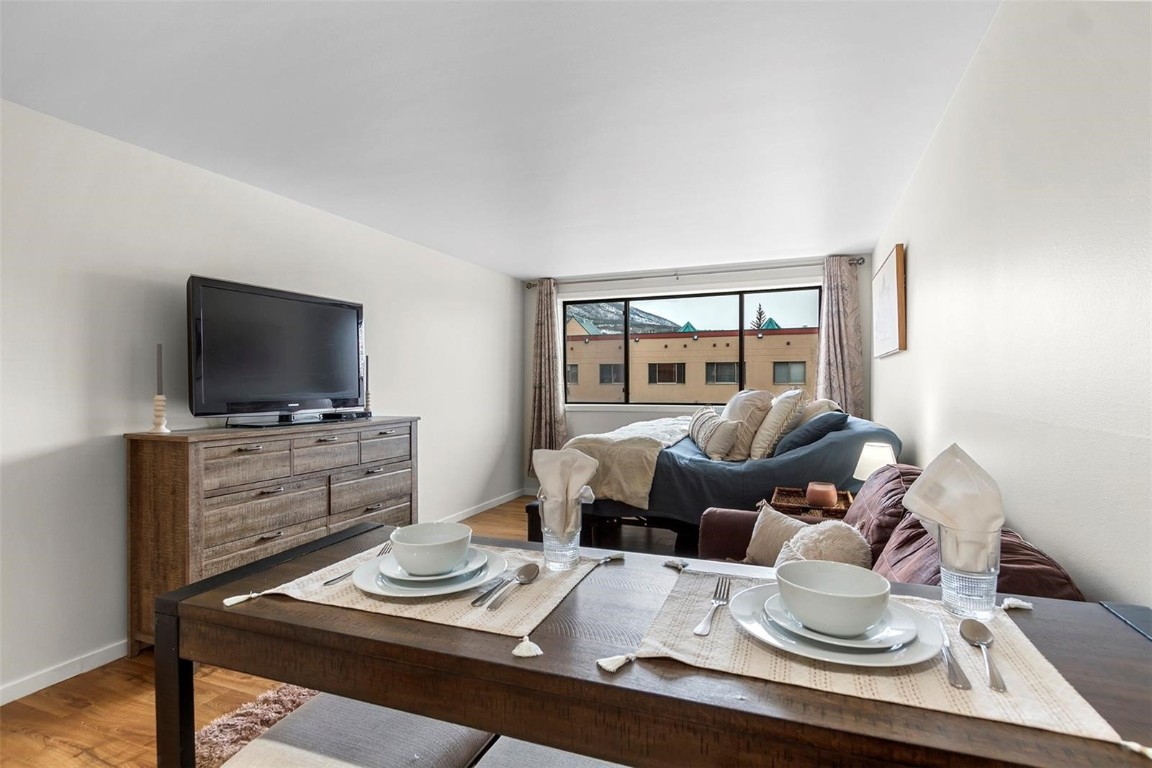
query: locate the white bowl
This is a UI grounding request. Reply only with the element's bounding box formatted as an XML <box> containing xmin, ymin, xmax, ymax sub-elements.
<box><xmin>774</xmin><ymin>560</ymin><xmax>891</xmax><ymax>638</ymax></box>
<box><xmin>389</xmin><ymin>522</ymin><xmax>472</xmax><ymax>576</ymax></box>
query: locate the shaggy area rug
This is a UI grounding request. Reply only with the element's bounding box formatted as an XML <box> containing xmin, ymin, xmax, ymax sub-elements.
<box><xmin>194</xmin><ymin>684</ymin><xmax>318</xmax><ymax>768</ymax></box>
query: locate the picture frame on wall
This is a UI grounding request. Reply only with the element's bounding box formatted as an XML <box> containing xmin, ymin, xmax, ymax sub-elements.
<box><xmin>872</xmin><ymin>243</ymin><xmax>906</xmax><ymax>358</ymax></box>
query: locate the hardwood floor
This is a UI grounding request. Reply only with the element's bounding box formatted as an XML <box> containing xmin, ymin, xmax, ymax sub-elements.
<box><xmin>0</xmin><ymin>496</ymin><xmax>536</xmax><ymax>766</ymax></box>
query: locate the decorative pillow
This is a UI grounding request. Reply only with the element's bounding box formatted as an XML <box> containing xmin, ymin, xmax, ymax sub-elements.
<box><xmin>798</xmin><ymin>398</ymin><xmax>843</xmax><ymax>425</ymax></box>
<box><xmin>772</xmin><ymin>411</ymin><xmax>850</xmax><ymax>457</ymax></box>
<box><xmin>842</xmin><ymin>464</ymin><xmax>922</xmax><ymax>563</ymax></box>
<box><xmin>774</xmin><ymin>520</ymin><xmax>872</xmax><ymax>569</ymax></box>
<box><xmin>748</xmin><ymin>389</ymin><xmax>808</xmax><ymax>459</ymax></box>
<box><xmin>743</xmin><ymin>504</ymin><xmax>807</xmax><ymax>566</ymax></box>
<box><xmin>719</xmin><ymin>390</ymin><xmax>774</xmax><ymax>461</ymax></box>
<box><xmin>688</xmin><ymin>407</ymin><xmax>740</xmax><ymax>461</ymax></box>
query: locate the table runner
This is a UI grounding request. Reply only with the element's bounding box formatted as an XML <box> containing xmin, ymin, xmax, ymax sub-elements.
<box><xmin>636</xmin><ymin>570</ymin><xmax>1122</xmax><ymax>744</ymax></box>
<box><xmin>256</xmin><ymin>545</ymin><xmax>598</xmax><ymax>638</ymax></box>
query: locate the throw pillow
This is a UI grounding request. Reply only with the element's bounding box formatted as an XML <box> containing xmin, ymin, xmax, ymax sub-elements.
<box><xmin>748</xmin><ymin>389</ymin><xmax>809</xmax><ymax>459</ymax></box>
<box><xmin>842</xmin><ymin>464</ymin><xmax>923</xmax><ymax>563</ymax></box>
<box><xmin>743</xmin><ymin>504</ymin><xmax>808</xmax><ymax>567</ymax></box>
<box><xmin>772</xmin><ymin>411</ymin><xmax>850</xmax><ymax>457</ymax></box>
<box><xmin>719</xmin><ymin>390</ymin><xmax>774</xmax><ymax>461</ymax></box>
<box><xmin>798</xmin><ymin>398</ymin><xmax>843</xmax><ymax>425</ymax></box>
<box><xmin>688</xmin><ymin>407</ymin><xmax>740</xmax><ymax>461</ymax></box>
<box><xmin>774</xmin><ymin>520</ymin><xmax>872</xmax><ymax>569</ymax></box>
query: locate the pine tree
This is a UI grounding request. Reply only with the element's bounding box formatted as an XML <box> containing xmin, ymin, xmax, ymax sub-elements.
<box><xmin>750</xmin><ymin>303</ymin><xmax>767</xmax><ymax>330</ymax></box>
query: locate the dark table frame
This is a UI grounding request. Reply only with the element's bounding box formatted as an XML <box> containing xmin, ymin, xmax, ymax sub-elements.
<box><xmin>155</xmin><ymin>523</ymin><xmax>1151</xmax><ymax>768</ymax></box>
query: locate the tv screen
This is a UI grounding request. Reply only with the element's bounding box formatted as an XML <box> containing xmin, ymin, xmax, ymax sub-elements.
<box><xmin>187</xmin><ymin>276</ymin><xmax>364</xmax><ymax>418</ymax></box>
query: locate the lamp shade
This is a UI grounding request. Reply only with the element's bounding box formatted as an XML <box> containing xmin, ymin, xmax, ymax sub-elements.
<box><xmin>853</xmin><ymin>442</ymin><xmax>897</xmax><ymax>481</ymax></box>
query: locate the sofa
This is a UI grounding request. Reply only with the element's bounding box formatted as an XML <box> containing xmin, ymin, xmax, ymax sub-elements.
<box><xmin>698</xmin><ymin>463</ymin><xmax>1086</xmax><ymax>601</ymax></box>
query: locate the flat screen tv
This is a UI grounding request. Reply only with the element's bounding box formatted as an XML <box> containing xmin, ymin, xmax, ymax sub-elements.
<box><xmin>187</xmin><ymin>276</ymin><xmax>364</xmax><ymax>421</ymax></box>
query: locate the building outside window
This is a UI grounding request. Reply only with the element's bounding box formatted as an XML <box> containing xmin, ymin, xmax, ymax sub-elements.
<box><xmin>773</xmin><ymin>361</ymin><xmax>806</xmax><ymax>385</ymax></box>
<box><xmin>705</xmin><ymin>361</ymin><xmax>739</xmax><ymax>384</ymax></box>
<box><xmin>599</xmin><ymin>363</ymin><xmax>624</xmax><ymax>384</ymax></box>
<box><xmin>566</xmin><ymin>364</ymin><xmax>579</xmax><ymax>384</ymax></box>
<box><xmin>648</xmin><ymin>362</ymin><xmax>686</xmax><ymax>384</ymax></box>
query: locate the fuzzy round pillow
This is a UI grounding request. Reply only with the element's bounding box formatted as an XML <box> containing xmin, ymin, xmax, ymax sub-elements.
<box><xmin>774</xmin><ymin>520</ymin><xmax>872</xmax><ymax>570</ymax></box>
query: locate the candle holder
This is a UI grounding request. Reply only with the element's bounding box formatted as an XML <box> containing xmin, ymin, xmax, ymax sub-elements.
<box><xmin>151</xmin><ymin>394</ymin><xmax>170</xmax><ymax>434</ymax></box>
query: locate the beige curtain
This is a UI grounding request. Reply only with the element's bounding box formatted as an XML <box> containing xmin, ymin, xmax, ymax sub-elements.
<box><xmin>529</xmin><ymin>278</ymin><xmax>568</xmax><ymax>473</ymax></box>
<box><xmin>816</xmin><ymin>256</ymin><xmax>865</xmax><ymax>416</ymax></box>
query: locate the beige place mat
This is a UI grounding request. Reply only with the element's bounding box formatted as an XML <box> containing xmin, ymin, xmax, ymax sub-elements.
<box><xmin>637</xmin><ymin>571</ymin><xmax>1122</xmax><ymax>744</ymax></box>
<box><xmin>260</xmin><ymin>545</ymin><xmax>598</xmax><ymax>638</ymax></box>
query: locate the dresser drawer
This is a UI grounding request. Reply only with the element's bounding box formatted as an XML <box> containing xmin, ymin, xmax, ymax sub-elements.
<box><xmin>330</xmin><ymin>463</ymin><xmax>412</xmax><ymax>515</ymax></box>
<box><xmin>360</xmin><ymin>425</ymin><xmax>412</xmax><ymax>464</ymax></box>
<box><xmin>203</xmin><ymin>521</ymin><xmax>329</xmax><ymax>578</ymax></box>
<box><xmin>329</xmin><ymin>500</ymin><xmax>411</xmax><ymax>534</ymax></box>
<box><xmin>202</xmin><ymin>439</ymin><xmax>292</xmax><ymax>491</ymax></box>
<box><xmin>203</xmin><ymin>477</ymin><xmax>328</xmax><ymax>548</ymax></box>
<box><xmin>293</xmin><ymin>432</ymin><xmax>360</xmax><ymax>474</ymax></box>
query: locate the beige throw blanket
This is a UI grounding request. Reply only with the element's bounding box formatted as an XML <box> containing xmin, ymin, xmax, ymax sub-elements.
<box><xmin>563</xmin><ymin>416</ymin><xmax>691</xmax><ymax>510</ymax></box>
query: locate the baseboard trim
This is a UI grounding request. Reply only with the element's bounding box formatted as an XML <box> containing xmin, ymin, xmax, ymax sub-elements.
<box><xmin>1</xmin><ymin>640</ymin><xmax>127</xmax><ymax>705</ymax></box>
<box><xmin>440</xmin><ymin>489</ymin><xmax>528</xmax><ymax>524</ymax></box>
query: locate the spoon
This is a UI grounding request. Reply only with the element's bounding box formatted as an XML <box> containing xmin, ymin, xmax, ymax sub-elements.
<box><xmin>486</xmin><ymin>563</ymin><xmax>540</xmax><ymax>610</ymax></box>
<box><xmin>959</xmin><ymin>619</ymin><xmax>1006</xmax><ymax>692</ymax></box>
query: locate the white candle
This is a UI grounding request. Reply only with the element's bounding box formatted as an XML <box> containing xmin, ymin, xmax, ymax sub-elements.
<box><xmin>156</xmin><ymin>343</ymin><xmax>164</xmax><ymax>396</ymax></box>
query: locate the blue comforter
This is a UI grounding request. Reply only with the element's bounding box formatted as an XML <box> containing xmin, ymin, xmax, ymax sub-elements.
<box><xmin>590</xmin><ymin>416</ymin><xmax>902</xmax><ymax>526</ymax></box>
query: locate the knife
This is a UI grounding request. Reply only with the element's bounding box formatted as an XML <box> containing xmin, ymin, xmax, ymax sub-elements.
<box><xmin>470</xmin><ymin>572</ymin><xmax>512</xmax><ymax>606</ymax></box>
<box><xmin>937</xmin><ymin>617</ymin><xmax>972</xmax><ymax>690</ymax></box>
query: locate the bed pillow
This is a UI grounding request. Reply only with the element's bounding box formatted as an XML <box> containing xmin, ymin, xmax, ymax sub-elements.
<box><xmin>719</xmin><ymin>389</ymin><xmax>774</xmax><ymax>461</ymax></box>
<box><xmin>748</xmin><ymin>389</ymin><xmax>808</xmax><ymax>459</ymax></box>
<box><xmin>772</xmin><ymin>411</ymin><xmax>849</xmax><ymax>457</ymax></box>
<box><xmin>743</xmin><ymin>504</ymin><xmax>808</xmax><ymax>566</ymax></box>
<box><xmin>799</xmin><ymin>398</ymin><xmax>843</xmax><ymax>425</ymax></box>
<box><xmin>774</xmin><ymin>520</ymin><xmax>872</xmax><ymax>569</ymax></box>
<box><xmin>688</xmin><ymin>407</ymin><xmax>740</xmax><ymax>460</ymax></box>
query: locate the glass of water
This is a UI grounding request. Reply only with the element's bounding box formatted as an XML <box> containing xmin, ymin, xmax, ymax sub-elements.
<box><xmin>938</xmin><ymin>524</ymin><xmax>1001</xmax><ymax>620</ymax></box>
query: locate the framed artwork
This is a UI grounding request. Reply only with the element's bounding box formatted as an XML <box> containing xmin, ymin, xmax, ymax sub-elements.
<box><xmin>872</xmin><ymin>243</ymin><xmax>906</xmax><ymax>358</ymax></box>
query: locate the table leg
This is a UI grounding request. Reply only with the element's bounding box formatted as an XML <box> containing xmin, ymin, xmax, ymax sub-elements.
<box><xmin>155</xmin><ymin>610</ymin><xmax>195</xmax><ymax>767</ymax></box>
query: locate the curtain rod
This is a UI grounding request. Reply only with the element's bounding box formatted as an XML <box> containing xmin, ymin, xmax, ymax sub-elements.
<box><xmin>524</xmin><ymin>255</ymin><xmax>864</xmax><ymax>289</ymax></box>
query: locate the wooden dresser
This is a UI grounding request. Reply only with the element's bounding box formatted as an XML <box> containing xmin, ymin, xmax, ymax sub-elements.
<box><xmin>125</xmin><ymin>416</ymin><xmax>418</xmax><ymax>654</ymax></box>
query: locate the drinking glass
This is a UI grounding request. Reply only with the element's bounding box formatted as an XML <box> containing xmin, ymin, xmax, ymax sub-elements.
<box><xmin>938</xmin><ymin>524</ymin><xmax>1001</xmax><ymax>620</ymax></box>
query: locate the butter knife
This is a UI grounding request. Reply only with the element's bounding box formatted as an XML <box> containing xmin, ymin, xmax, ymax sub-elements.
<box><xmin>937</xmin><ymin>617</ymin><xmax>972</xmax><ymax>690</ymax></box>
<box><xmin>470</xmin><ymin>572</ymin><xmax>512</xmax><ymax>607</ymax></box>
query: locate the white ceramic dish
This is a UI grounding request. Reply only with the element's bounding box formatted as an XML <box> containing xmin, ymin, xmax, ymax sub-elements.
<box><xmin>729</xmin><ymin>584</ymin><xmax>942</xmax><ymax>668</ymax></box>
<box><xmin>353</xmin><ymin>552</ymin><xmax>507</xmax><ymax>598</ymax></box>
<box><xmin>763</xmin><ymin>593</ymin><xmax>918</xmax><ymax>650</ymax></box>
<box><xmin>775</xmin><ymin>560</ymin><xmax>891</xmax><ymax>638</ymax></box>
<box><xmin>379</xmin><ymin>547</ymin><xmax>488</xmax><ymax>582</ymax></box>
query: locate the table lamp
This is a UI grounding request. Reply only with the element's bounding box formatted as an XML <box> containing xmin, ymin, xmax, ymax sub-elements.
<box><xmin>853</xmin><ymin>442</ymin><xmax>897</xmax><ymax>482</ymax></box>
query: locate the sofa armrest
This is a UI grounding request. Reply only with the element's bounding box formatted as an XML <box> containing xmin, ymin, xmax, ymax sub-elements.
<box><xmin>698</xmin><ymin>507</ymin><xmax>759</xmax><ymax>561</ymax></box>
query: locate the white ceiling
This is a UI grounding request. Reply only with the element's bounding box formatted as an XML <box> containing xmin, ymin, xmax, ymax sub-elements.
<box><xmin>2</xmin><ymin>1</ymin><xmax>999</xmax><ymax>280</ymax></box>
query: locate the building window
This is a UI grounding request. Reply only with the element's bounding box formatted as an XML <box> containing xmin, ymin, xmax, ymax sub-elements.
<box><xmin>566</xmin><ymin>364</ymin><xmax>579</xmax><ymax>384</ymax></box>
<box><xmin>773</xmin><ymin>361</ymin><xmax>806</xmax><ymax>385</ymax></box>
<box><xmin>705</xmin><ymin>362</ymin><xmax>739</xmax><ymax>384</ymax></box>
<box><xmin>648</xmin><ymin>362</ymin><xmax>686</xmax><ymax>384</ymax></box>
<box><xmin>563</xmin><ymin>286</ymin><xmax>820</xmax><ymax>405</ymax></box>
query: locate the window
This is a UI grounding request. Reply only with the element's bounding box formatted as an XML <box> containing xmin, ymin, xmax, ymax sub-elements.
<box><xmin>773</xmin><ymin>361</ymin><xmax>806</xmax><ymax>385</ymax></box>
<box><xmin>648</xmin><ymin>362</ymin><xmax>686</xmax><ymax>384</ymax></box>
<box><xmin>563</xmin><ymin>287</ymin><xmax>820</xmax><ymax>405</ymax></box>
<box><xmin>705</xmin><ymin>362</ymin><xmax>739</xmax><ymax>384</ymax></box>
<box><xmin>566</xmin><ymin>364</ymin><xmax>579</xmax><ymax>384</ymax></box>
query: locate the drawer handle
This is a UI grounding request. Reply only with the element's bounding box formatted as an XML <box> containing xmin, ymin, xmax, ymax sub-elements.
<box><xmin>366</xmin><ymin>467</ymin><xmax>385</xmax><ymax>475</ymax></box>
<box><xmin>363</xmin><ymin>503</ymin><xmax>384</xmax><ymax>513</ymax></box>
<box><xmin>317</xmin><ymin>436</ymin><xmax>340</xmax><ymax>443</ymax></box>
<box><xmin>237</xmin><ymin>445</ymin><xmax>264</xmax><ymax>453</ymax></box>
<box><xmin>258</xmin><ymin>486</ymin><xmax>285</xmax><ymax>496</ymax></box>
<box><xmin>378</xmin><ymin>430</ymin><xmax>397</xmax><ymax>436</ymax></box>
<box><xmin>257</xmin><ymin>531</ymin><xmax>284</xmax><ymax>541</ymax></box>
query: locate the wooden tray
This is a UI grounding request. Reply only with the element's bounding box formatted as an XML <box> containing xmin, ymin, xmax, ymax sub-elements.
<box><xmin>768</xmin><ymin>486</ymin><xmax>853</xmax><ymax>519</ymax></box>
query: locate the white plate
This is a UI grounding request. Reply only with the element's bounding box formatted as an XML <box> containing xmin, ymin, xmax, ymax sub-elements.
<box><xmin>729</xmin><ymin>584</ymin><xmax>942</xmax><ymax>668</ymax></box>
<box><xmin>378</xmin><ymin>547</ymin><xmax>488</xmax><ymax>582</ymax></box>
<box><xmin>763</xmin><ymin>593</ymin><xmax>918</xmax><ymax>650</ymax></box>
<box><xmin>354</xmin><ymin>551</ymin><xmax>508</xmax><ymax>598</ymax></box>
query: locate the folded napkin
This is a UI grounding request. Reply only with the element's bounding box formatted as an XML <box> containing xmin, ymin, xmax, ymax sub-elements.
<box><xmin>904</xmin><ymin>443</ymin><xmax>1005</xmax><ymax>570</ymax></box>
<box><xmin>532</xmin><ymin>448</ymin><xmax>598</xmax><ymax>537</ymax></box>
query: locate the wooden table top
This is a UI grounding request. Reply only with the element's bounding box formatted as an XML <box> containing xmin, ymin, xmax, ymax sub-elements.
<box><xmin>156</xmin><ymin>523</ymin><xmax>1151</xmax><ymax>768</ymax></box>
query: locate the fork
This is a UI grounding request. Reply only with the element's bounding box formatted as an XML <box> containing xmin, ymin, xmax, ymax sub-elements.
<box><xmin>692</xmin><ymin>576</ymin><xmax>731</xmax><ymax>636</ymax></box>
<box><xmin>323</xmin><ymin>541</ymin><xmax>392</xmax><ymax>586</ymax></box>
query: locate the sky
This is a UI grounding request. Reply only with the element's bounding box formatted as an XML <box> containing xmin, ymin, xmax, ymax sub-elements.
<box><xmin>632</xmin><ymin>289</ymin><xmax>820</xmax><ymax>330</ymax></box>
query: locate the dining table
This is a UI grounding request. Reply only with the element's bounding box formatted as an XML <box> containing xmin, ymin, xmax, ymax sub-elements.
<box><xmin>154</xmin><ymin>522</ymin><xmax>1151</xmax><ymax>768</ymax></box>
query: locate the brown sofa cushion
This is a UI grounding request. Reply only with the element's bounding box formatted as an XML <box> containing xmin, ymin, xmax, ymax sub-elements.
<box><xmin>874</xmin><ymin>516</ymin><xmax>1086</xmax><ymax>601</ymax></box>
<box><xmin>842</xmin><ymin>464</ymin><xmax>923</xmax><ymax>563</ymax></box>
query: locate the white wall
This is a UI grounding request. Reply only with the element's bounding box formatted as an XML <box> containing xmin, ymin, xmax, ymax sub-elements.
<box><xmin>0</xmin><ymin>102</ymin><xmax>526</xmax><ymax>702</ymax></box>
<box><xmin>870</xmin><ymin>2</ymin><xmax>1151</xmax><ymax>604</ymax></box>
